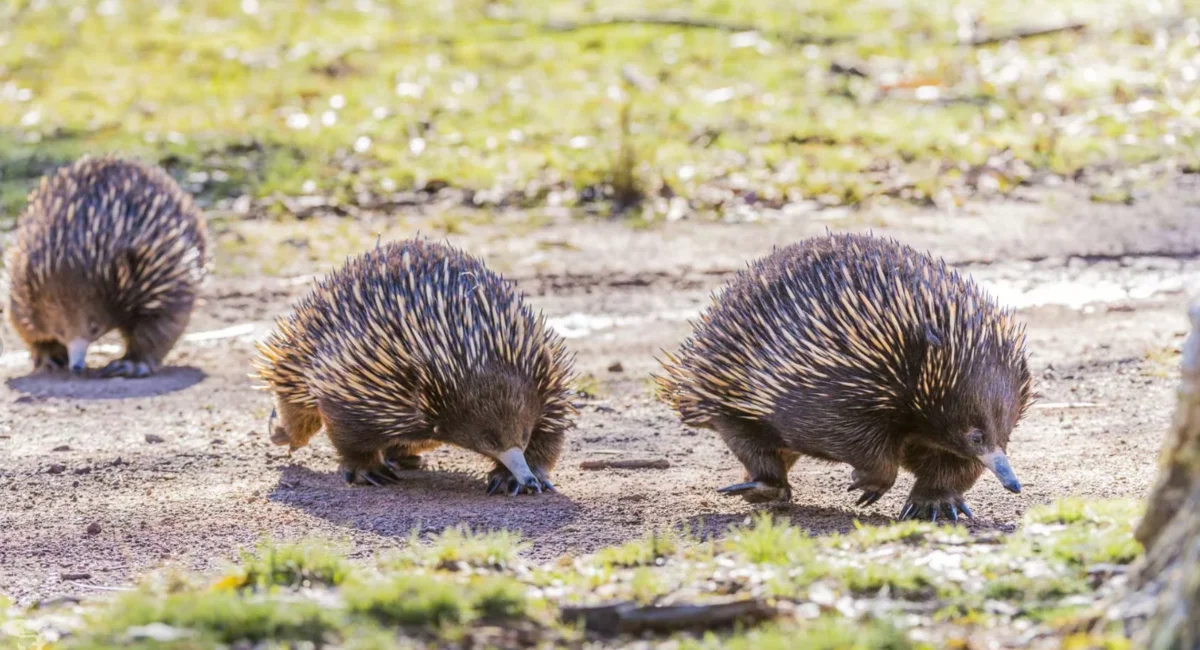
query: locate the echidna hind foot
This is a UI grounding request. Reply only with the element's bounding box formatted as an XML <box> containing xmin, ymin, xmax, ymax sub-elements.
<box><xmin>717</xmin><ymin>481</ymin><xmax>792</xmax><ymax>503</ymax></box>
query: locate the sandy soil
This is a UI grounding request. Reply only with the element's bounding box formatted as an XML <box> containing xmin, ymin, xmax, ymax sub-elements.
<box><xmin>2</xmin><ymin>187</ymin><xmax>1199</xmax><ymax>605</ymax></box>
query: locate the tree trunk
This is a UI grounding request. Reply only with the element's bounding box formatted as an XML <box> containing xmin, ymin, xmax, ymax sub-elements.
<box><xmin>1117</xmin><ymin>302</ymin><xmax>1200</xmax><ymax>649</ymax></box>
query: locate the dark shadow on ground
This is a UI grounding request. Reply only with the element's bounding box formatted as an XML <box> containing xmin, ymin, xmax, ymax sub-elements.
<box><xmin>682</xmin><ymin>502</ymin><xmax>1011</xmax><ymax>541</ymax></box>
<box><xmin>268</xmin><ymin>464</ymin><xmax>581</xmax><ymax>541</ymax></box>
<box><xmin>6</xmin><ymin>366</ymin><xmax>207</xmax><ymax>400</ymax></box>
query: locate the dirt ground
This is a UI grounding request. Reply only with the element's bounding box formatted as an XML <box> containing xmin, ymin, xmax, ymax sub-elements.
<box><xmin>3</xmin><ymin>185</ymin><xmax>1200</xmax><ymax>605</ymax></box>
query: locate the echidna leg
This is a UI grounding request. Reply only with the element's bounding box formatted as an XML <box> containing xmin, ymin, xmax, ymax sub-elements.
<box><xmin>270</xmin><ymin>398</ymin><xmax>323</xmax><ymax>451</ymax></box>
<box><xmin>899</xmin><ymin>447</ymin><xmax>985</xmax><ymax>522</ymax></box>
<box><xmin>102</xmin><ymin>309</ymin><xmax>191</xmax><ymax>378</ymax></box>
<box><xmin>31</xmin><ymin>341</ymin><xmax>69</xmax><ymax>372</ymax></box>
<box><xmin>382</xmin><ymin>440</ymin><xmax>440</xmax><ymax>471</ymax></box>
<box><xmin>321</xmin><ymin>410</ymin><xmax>403</xmax><ymax>487</ymax></box>
<box><xmin>711</xmin><ymin>417</ymin><xmax>793</xmax><ymax>504</ymax></box>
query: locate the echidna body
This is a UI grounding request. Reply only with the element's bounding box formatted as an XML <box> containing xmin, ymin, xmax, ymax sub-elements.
<box><xmin>6</xmin><ymin>156</ymin><xmax>208</xmax><ymax>377</ymax></box>
<box><xmin>254</xmin><ymin>239</ymin><xmax>577</xmax><ymax>494</ymax></box>
<box><xmin>657</xmin><ymin>233</ymin><xmax>1032</xmax><ymax>521</ymax></box>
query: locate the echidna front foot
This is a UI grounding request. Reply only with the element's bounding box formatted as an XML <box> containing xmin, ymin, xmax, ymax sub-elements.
<box><xmin>100</xmin><ymin>357</ymin><xmax>156</xmax><ymax>378</ymax></box>
<box><xmin>717</xmin><ymin>480</ymin><xmax>793</xmax><ymax>504</ymax></box>
<box><xmin>898</xmin><ymin>494</ymin><xmax>974</xmax><ymax>523</ymax></box>
<box><xmin>485</xmin><ymin>465</ymin><xmax>554</xmax><ymax>496</ymax></box>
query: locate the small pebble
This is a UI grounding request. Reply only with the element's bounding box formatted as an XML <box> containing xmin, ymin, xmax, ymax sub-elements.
<box><xmin>52</xmin><ymin>445</ymin><xmax>71</xmax><ymax>452</ymax></box>
<box><xmin>85</xmin><ymin>522</ymin><xmax>101</xmax><ymax>535</ymax></box>
<box><xmin>607</xmin><ymin>361</ymin><xmax>624</xmax><ymax>372</ymax></box>
<box><xmin>145</xmin><ymin>434</ymin><xmax>164</xmax><ymax>444</ymax></box>
<box><xmin>73</xmin><ymin>467</ymin><xmax>92</xmax><ymax>475</ymax></box>
<box><xmin>48</xmin><ymin>464</ymin><xmax>66</xmax><ymax>475</ymax></box>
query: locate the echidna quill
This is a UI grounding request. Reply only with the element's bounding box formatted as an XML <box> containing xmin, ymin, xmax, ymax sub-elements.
<box><xmin>254</xmin><ymin>239</ymin><xmax>577</xmax><ymax>494</ymax></box>
<box><xmin>656</xmin><ymin>233</ymin><xmax>1032</xmax><ymax>521</ymax></box>
<box><xmin>6</xmin><ymin>156</ymin><xmax>208</xmax><ymax>377</ymax></box>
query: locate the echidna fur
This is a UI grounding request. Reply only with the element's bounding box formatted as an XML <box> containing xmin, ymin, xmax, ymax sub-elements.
<box><xmin>656</xmin><ymin>233</ymin><xmax>1032</xmax><ymax>520</ymax></box>
<box><xmin>6</xmin><ymin>155</ymin><xmax>208</xmax><ymax>376</ymax></box>
<box><xmin>254</xmin><ymin>238</ymin><xmax>577</xmax><ymax>494</ymax></box>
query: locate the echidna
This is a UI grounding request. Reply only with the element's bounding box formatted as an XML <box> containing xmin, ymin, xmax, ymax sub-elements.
<box><xmin>253</xmin><ymin>239</ymin><xmax>577</xmax><ymax>494</ymax></box>
<box><xmin>6</xmin><ymin>156</ymin><xmax>208</xmax><ymax>377</ymax></box>
<box><xmin>656</xmin><ymin>233</ymin><xmax>1032</xmax><ymax>521</ymax></box>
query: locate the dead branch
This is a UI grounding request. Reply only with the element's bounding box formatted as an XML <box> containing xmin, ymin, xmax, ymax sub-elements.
<box><xmin>543</xmin><ymin>14</ymin><xmax>847</xmax><ymax>46</ymax></box>
<box><xmin>561</xmin><ymin>599</ymin><xmax>776</xmax><ymax>635</ymax></box>
<box><xmin>969</xmin><ymin>22</ymin><xmax>1087</xmax><ymax>46</ymax></box>
<box><xmin>579</xmin><ymin>458</ymin><xmax>670</xmax><ymax>471</ymax></box>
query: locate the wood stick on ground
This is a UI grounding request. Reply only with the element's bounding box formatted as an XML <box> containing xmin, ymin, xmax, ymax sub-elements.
<box><xmin>580</xmin><ymin>458</ymin><xmax>670</xmax><ymax>471</ymax></box>
<box><xmin>969</xmin><ymin>22</ymin><xmax>1086</xmax><ymax>46</ymax></box>
<box><xmin>561</xmin><ymin>599</ymin><xmax>777</xmax><ymax>635</ymax></box>
<box><xmin>543</xmin><ymin>14</ymin><xmax>847</xmax><ymax>46</ymax></box>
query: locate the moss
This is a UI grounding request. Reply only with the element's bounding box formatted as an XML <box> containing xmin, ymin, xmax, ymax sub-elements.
<box><xmin>71</xmin><ymin>589</ymin><xmax>340</xmax><ymax>647</ymax></box>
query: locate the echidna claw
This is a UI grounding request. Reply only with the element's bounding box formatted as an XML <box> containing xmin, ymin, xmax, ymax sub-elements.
<box><xmin>855</xmin><ymin>491</ymin><xmax>884</xmax><ymax>508</ymax></box>
<box><xmin>486</xmin><ymin>474</ymin><xmax>507</xmax><ymax>496</ymax></box>
<box><xmin>343</xmin><ymin>469</ymin><xmax>356</xmax><ymax>485</ymax></box>
<box><xmin>100</xmin><ymin>359</ymin><xmax>153</xmax><ymax>378</ymax></box>
<box><xmin>717</xmin><ymin>481</ymin><xmax>792</xmax><ymax>504</ymax></box>
<box><xmin>898</xmin><ymin>497</ymin><xmax>973</xmax><ymax>523</ymax></box>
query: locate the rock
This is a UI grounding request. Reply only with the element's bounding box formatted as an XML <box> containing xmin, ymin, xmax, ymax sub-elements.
<box><xmin>48</xmin><ymin>464</ymin><xmax>66</xmax><ymax>475</ymax></box>
<box><xmin>85</xmin><ymin>522</ymin><xmax>101</xmax><ymax>536</ymax></box>
<box><xmin>145</xmin><ymin>434</ymin><xmax>165</xmax><ymax>444</ymax></box>
<box><xmin>607</xmin><ymin>361</ymin><xmax>625</xmax><ymax>372</ymax></box>
<box><xmin>52</xmin><ymin>445</ymin><xmax>71</xmax><ymax>452</ymax></box>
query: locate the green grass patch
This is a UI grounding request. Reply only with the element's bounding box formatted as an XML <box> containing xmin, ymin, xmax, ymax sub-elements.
<box><xmin>70</xmin><ymin>589</ymin><xmax>340</xmax><ymax>647</ymax></box>
<box><xmin>387</xmin><ymin>525</ymin><xmax>530</xmax><ymax>570</ymax></box>
<box><xmin>684</xmin><ymin>618</ymin><xmax>919</xmax><ymax>650</ymax></box>
<box><xmin>3</xmin><ymin>0</ymin><xmax>1199</xmax><ymax>233</ymax></box>
<box><xmin>230</xmin><ymin>538</ymin><xmax>354</xmax><ymax>589</ymax></box>
<box><xmin>3</xmin><ymin>499</ymin><xmax>1151</xmax><ymax>649</ymax></box>
<box><xmin>344</xmin><ymin>573</ymin><xmax>528</xmax><ymax>627</ymax></box>
<box><xmin>725</xmin><ymin>512</ymin><xmax>817</xmax><ymax>565</ymax></box>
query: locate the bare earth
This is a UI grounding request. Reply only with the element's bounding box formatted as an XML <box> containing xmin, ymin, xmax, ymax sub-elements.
<box><xmin>3</xmin><ymin>186</ymin><xmax>1200</xmax><ymax>605</ymax></box>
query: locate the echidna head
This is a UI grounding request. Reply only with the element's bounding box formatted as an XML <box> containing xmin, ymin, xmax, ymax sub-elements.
<box><xmin>917</xmin><ymin>362</ymin><xmax>1030</xmax><ymax>494</ymax></box>
<box><xmin>31</xmin><ymin>275</ymin><xmax>115</xmax><ymax>373</ymax></box>
<box><xmin>437</xmin><ymin>369</ymin><xmax>544</xmax><ymax>483</ymax></box>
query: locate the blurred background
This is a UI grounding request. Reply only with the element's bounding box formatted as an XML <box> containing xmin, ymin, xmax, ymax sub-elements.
<box><xmin>3</xmin><ymin>0</ymin><xmax>1200</xmax><ymax>273</ymax></box>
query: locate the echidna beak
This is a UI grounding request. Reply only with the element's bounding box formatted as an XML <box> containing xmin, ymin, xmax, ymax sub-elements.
<box><xmin>979</xmin><ymin>449</ymin><xmax>1022</xmax><ymax>494</ymax></box>
<box><xmin>67</xmin><ymin>339</ymin><xmax>89</xmax><ymax>374</ymax></box>
<box><xmin>496</xmin><ymin>447</ymin><xmax>538</xmax><ymax>489</ymax></box>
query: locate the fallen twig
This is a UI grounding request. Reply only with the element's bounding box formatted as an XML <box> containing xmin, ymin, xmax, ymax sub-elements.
<box><xmin>561</xmin><ymin>599</ymin><xmax>777</xmax><ymax>635</ymax></box>
<box><xmin>580</xmin><ymin>458</ymin><xmax>670</xmax><ymax>471</ymax></box>
<box><xmin>544</xmin><ymin>14</ymin><xmax>847</xmax><ymax>46</ymax></box>
<box><xmin>969</xmin><ymin>21</ymin><xmax>1086</xmax><ymax>46</ymax></box>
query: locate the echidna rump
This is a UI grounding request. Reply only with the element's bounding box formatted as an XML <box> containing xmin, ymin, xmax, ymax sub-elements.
<box><xmin>6</xmin><ymin>156</ymin><xmax>208</xmax><ymax>377</ymax></box>
<box><xmin>254</xmin><ymin>239</ymin><xmax>577</xmax><ymax>494</ymax></box>
<box><xmin>656</xmin><ymin>233</ymin><xmax>1032</xmax><ymax>521</ymax></box>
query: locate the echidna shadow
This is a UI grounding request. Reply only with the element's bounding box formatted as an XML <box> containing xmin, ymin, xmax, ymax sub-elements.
<box><xmin>266</xmin><ymin>463</ymin><xmax>581</xmax><ymax>541</ymax></box>
<box><xmin>5</xmin><ymin>365</ymin><xmax>206</xmax><ymax>400</ymax></box>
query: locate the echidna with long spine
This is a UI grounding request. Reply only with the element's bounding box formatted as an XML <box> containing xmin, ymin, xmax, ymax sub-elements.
<box><xmin>254</xmin><ymin>239</ymin><xmax>577</xmax><ymax>494</ymax></box>
<box><xmin>6</xmin><ymin>156</ymin><xmax>208</xmax><ymax>377</ymax></box>
<box><xmin>656</xmin><ymin>233</ymin><xmax>1032</xmax><ymax>521</ymax></box>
